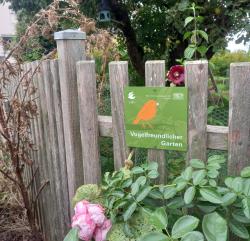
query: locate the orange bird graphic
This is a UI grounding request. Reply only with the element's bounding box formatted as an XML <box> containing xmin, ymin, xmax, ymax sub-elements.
<box><xmin>133</xmin><ymin>100</ymin><xmax>158</xmax><ymax>128</ymax></box>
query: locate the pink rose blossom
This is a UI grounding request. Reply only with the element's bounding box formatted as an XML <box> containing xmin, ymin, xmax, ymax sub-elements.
<box><xmin>72</xmin><ymin>200</ymin><xmax>112</xmax><ymax>241</ymax></box>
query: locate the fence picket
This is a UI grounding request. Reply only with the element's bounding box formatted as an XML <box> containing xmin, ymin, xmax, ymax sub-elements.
<box><xmin>50</xmin><ymin>59</ymin><xmax>71</xmax><ymax>235</ymax></box>
<box><xmin>145</xmin><ymin>60</ymin><xmax>167</xmax><ymax>183</ymax></box>
<box><xmin>35</xmin><ymin>61</ymin><xmax>54</xmax><ymax>241</ymax></box>
<box><xmin>77</xmin><ymin>60</ymin><xmax>101</xmax><ymax>184</ymax></box>
<box><xmin>185</xmin><ymin>60</ymin><xmax>208</xmax><ymax>162</ymax></box>
<box><xmin>228</xmin><ymin>63</ymin><xmax>250</xmax><ymax>175</ymax></box>
<box><xmin>109</xmin><ymin>61</ymin><xmax>129</xmax><ymax>170</ymax></box>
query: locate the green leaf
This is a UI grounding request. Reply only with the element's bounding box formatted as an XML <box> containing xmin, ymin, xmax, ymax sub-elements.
<box><xmin>232</xmin><ymin>177</ymin><xmax>244</xmax><ymax>193</ymax></box>
<box><xmin>123</xmin><ymin>202</ymin><xmax>137</xmax><ymax>221</ymax></box>
<box><xmin>164</xmin><ymin>187</ymin><xmax>177</xmax><ymax>199</ymax></box>
<box><xmin>184</xmin><ymin>186</ymin><xmax>196</xmax><ymax>204</ymax></box>
<box><xmin>184</xmin><ymin>16</ymin><xmax>194</xmax><ymax>27</ymax></box>
<box><xmin>200</xmin><ymin>188</ymin><xmax>222</xmax><ymax>204</ymax></box>
<box><xmin>122</xmin><ymin>178</ymin><xmax>133</xmax><ymax>188</ymax></box>
<box><xmin>182</xmin><ymin>167</ymin><xmax>193</xmax><ymax>181</ymax></box>
<box><xmin>136</xmin><ymin>176</ymin><xmax>147</xmax><ymax>186</ymax></box>
<box><xmin>209</xmin><ymin>179</ymin><xmax>217</xmax><ymax>187</ymax></box>
<box><xmin>241</xmin><ymin>167</ymin><xmax>250</xmax><ymax>178</ymax></box>
<box><xmin>229</xmin><ymin>220</ymin><xmax>249</xmax><ymax>239</ymax></box>
<box><xmin>148</xmin><ymin>170</ymin><xmax>159</xmax><ymax>179</ymax></box>
<box><xmin>221</xmin><ymin>192</ymin><xmax>237</xmax><ymax>206</ymax></box>
<box><xmin>208</xmin><ymin>155</ymin><xmax>225</xmax><ymax>165</ymax></box>
<box><xmin>207</xmin><ymin>162</ymin><xmax>221</xmax><ymax>170</ymax></box>
<box><xmin>243</xmin><ymin>179</ymin><xmax>250</xmax><ymax>196</ymax></box>
<box><xmin>197</xmin><ymin>30</ymin><xmax>208</xmax><ymax>42</ymax></box>
<box><xmin>149</xmin><ymin>189</ymin><xmax>163</xmax><ymax>199</ymax></box>
<box><xmin>148</xmin><ymin>162</ymin><xmax>158</xmax><ymax>171</ymax></box>
<box><xmin>132</xmin><ymin>166</ymin><xmax>144</xmax><ymax>174</ymax></box>
<box><xmin>63</xmin><ymin>228</ymin><xmax>79</xmax><ymax>241</ymax></box>
<box><xmin>197</xmin><ymin>46</ymin><xmax>208</xmax><ymax>57</ymax></box>
<box><xmin>183</xmin><ymin>31</ymin><xmax>192</xmax><ymax>40</ymax></box>
<box><xmin>138</xmin><ymin>232</ymin><xmax>170</xmax><ymax>241</ymax></box>
<box><xmin>172</xmin><ymin>215</ymin><xmax>199</xmax><ymax>239</ymax></box>
<box><xmin>136</xmin><ymin>186</ymin><xmax>152</xmax><ymax>202</ymax></box>
<box><xmin>225</xmin><ymin>177</ymin><xmax>233</xmax><ymax>188</ymax></box>
<box><xmin>190</xmin><ymin>159</ymin><xmax>205</xmax><ymax>169</ymax></box>
<box><xmin>197</xmin><ymin>204</ymin><xmax>216</xmax><ymax>213</ymax></box>
<box><xmin>123</xmin><ymin>223</ymin><xmax>134</xmax><ymax>238</ymax></box>
<box><xmin>181</xmin><ymin>231</ymin><xmax>204</xmax><ymax>241</ymax></box>
<box><xmin>150</xmin><ymin>207</ymin><xmax>168</xmax><ymax>230</ymax></box>
<box><xmin>232</xmin><ymin>210</ymin><xmax>250</xmax><ymax>224</ymax></box>
<box><xmin>112</xmin><ymin>190</ymin><xmax>125</xmax><ymax>198</ymax></box>
<box><xmin>242</xmin><ymin>198</ymin><xmax>250</xmax><ymax>219</ymax></box>
<box><xmin>176</xmin><ymin>179</ymin><xmax>188</xmax><ymax>191</ymax></box>
<box><xmin>192</xmin><ymin>170</ymin><xmax>206</xmax><ymax>186</ymax></box>
<box><xmin>184</xmin><ymin>46</ymin><xmax>196</xmax><ymax>59</ymax></box>
<box><xmin>167</xmin><ymin>197</ymin><xmax>185</xmax><ymax>209</ymax></box>
<box><xmin>131</xmin><ymin>182</ymin><xmax>139</xmax><ymax>196</ymax></box>
<box><xmin>113</xmin><ymin>199</ymin><xmax>127</xmax><ymax>209</ymax></box>
<box><xmin>207</xmin><ymin>169</ymin><xmax>219</xmax><ymax>179</ymax></box>
<box><xmin>202</xmin><ymin>212</ymin><xmax>227</xmax><ymax>241</ymax></box>
<box><xmin>196</xmin><ymin>16</ymin><xmax>204</xmax><ymax>23</ymax></box>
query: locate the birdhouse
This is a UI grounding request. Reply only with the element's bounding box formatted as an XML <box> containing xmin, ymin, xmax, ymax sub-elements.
<box><xmin>98</xmin><ymin>0</ymin><xmax>111</xmax><ymax>22</ymax></box>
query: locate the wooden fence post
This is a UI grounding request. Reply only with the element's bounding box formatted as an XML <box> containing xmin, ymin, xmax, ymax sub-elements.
<box><xmin>54</xmin><ymin>30</ymin><xmax>86</xmax><ymax>204</ymax></box>
<box><xmin>145</xmin><ymin>60</ymin><xmax>166</xmax><ymax>184</ymax></box>
<box><xmin>109</xmin><ymin>61</ymin><xmax>129</xmax><ymax>170</ymax></box>
<box><xmin>228</xmin><ymin>63</ymin><xmax>250</xmax><ymax>175</ymax></box>
<box><xmin>77</xmin><ymin>60</ymin><xmax>101</xmax><ymax>184</ymax></box>
<box><xmin>185</xmin><ymin>60</ymin><xmax>208</xmax><ymax>162</ymax></box>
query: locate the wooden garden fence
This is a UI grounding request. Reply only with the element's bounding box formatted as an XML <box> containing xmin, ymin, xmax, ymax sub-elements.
<box><xmin>5</xmin><ymin>30</ymin><xmax>250</xmax><ymax>241</ymax></box>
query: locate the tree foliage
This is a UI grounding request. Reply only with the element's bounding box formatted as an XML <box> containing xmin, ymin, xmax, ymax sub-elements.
<box><xmin>211</xmin><ymin>50</ymin><xmax>250</xmax><ymax>76</ymax></box>
<box><xmin>2</xmin><ymin>0</ymin><xmax>250</xmax><ymax>79</ymax></box>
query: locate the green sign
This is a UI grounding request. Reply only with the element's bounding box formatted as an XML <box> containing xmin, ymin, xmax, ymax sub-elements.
<box><xmin>124</xmin><ymin>87</ymin><xmax>188</xmax><ymax>151</ymax></box>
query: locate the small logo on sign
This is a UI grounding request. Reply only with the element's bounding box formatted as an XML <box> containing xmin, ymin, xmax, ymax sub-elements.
<box><xmin>173</xmin><ymin>93</ymin><xmax>184</xmax><ymax>100</ymax></box>
<box><xmin>128</xmin><ymin>91</ymin><xmax>136</xmax><ymax>100</ymax></box>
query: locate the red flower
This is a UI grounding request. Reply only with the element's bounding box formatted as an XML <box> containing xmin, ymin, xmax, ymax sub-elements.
<box><xmin>167</xmin><ymin>65</ymin><xmax>184</xmax><ymax>85</ymax></box>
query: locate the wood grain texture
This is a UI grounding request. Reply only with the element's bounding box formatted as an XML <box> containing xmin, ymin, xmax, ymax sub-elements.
<box><xmin>109</xmin><ymin>61</ymin><xmax>129</xmax><ymax>170</ymax></box>
<box><xmin>185</xmin><ymin>60</ymin><xmax>208</xmax><ymax>162</ymax></box>
<box><xmin>50</xmin><ymin>59</ymin><xmax>71</xmax><ymax>235</ymax></box>
<box><xmin>56</xmin><ymin>38</ymin><xmax>85</xmax><ymax>203</ymax></box>
<box><xmin>41</xmin><ymin>61</ymin><xmax>60</xmax><ymax>240</ymax></box>
<box><xmin>207</xmin><ymin>125</ymin><xmax>228</xmax><ymax>150</ymax></box>
<box><xmin>228</xmin><ymin>62</ymin><xmax>250</xmax><ymax>176</ymax></box>
<box><xmin>34</xmin><ymin>61</ymin><xmax>53</xmax><ymax>241</ymax></box>
<box><xmin>98</xmin><ymin>115</ymin><xmax>113</xmax><ymax>137</ymax></box>
<box><xmin>31</xmin><ymin>62</ymin><xmax>46</xmax><ymax>235</ymax></box>
<box><xmin>145</xmin><ymin>60</ymin><xmax>166</xmax><ymax>184</ymax></box>
<box><xmin>77</xmin><ymin>60</ymin><xmax>101</xmax><ymax>184</ymax></box>
<box><xmin>42</xmin><ymin>60</ymin><xmax>71</xmax><ymax>239</ymax></box>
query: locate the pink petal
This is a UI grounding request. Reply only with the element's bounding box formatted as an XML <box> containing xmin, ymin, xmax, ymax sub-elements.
<box><xmin>88</xmin><ymin>204</ymin><xmax>106</xmax><ymax>226</ymax></box>
<box><xmin>94</xmin><ymin>219</ymin><xmax>112</xmax><ymax>241</ymax></box>
<box><xmin>72</xmin><ymin>214</ymin><xmax>96</xmax><ymax>241</ymax></box>
<box><xmin>74</xmin><ymin>200</ymin><xmax>89</xmax><ymax>215</ymax></box>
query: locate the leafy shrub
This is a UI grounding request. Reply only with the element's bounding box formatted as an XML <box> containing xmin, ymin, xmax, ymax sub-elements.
<box><xmin>66</xmin><ymin>155</ymin><xmax>250</xmax><ymax>241</ymax></box>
